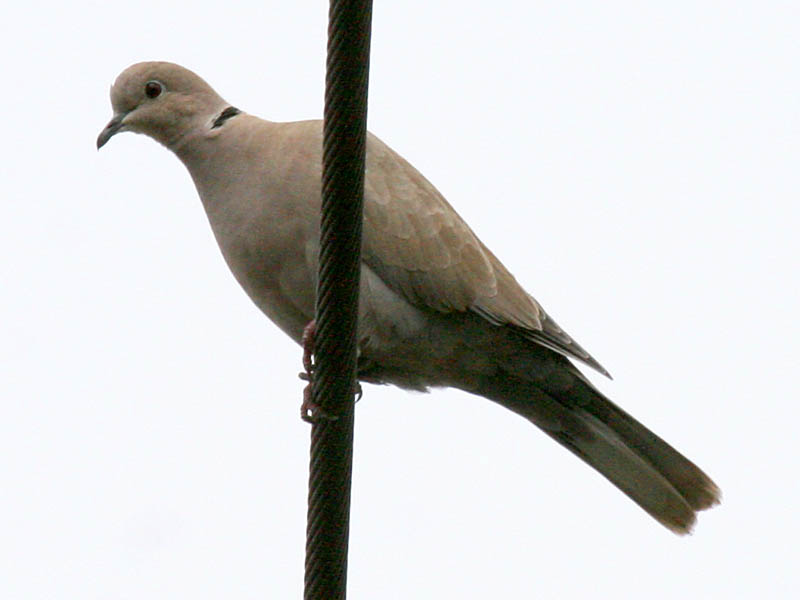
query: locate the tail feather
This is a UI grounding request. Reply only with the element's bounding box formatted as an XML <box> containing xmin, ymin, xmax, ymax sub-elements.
<box><xmin>473</xmin><ymin>369</ymin><xmax>720</xmax><ymax>534</ymax></box>
<box><xmin>567</xmin><ymin>369</ymin><xmax>721</xmax><ymax>512</ymax></box>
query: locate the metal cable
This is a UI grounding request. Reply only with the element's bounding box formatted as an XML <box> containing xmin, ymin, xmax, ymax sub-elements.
<box><xmin>304</xmin><ymin>1</ymin><xmax>372</xmax><ymax>599</ymax></box>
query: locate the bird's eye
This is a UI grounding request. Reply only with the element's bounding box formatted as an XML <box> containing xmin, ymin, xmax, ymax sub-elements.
<box><xmin>144</xmin><ymin>81</ymin><xmax>162</xmax><ymax>99</ymax></box>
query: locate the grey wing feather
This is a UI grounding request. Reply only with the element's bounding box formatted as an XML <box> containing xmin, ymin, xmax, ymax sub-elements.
<box><xmin>362</xmin><ymin>133</ymin><xmax>610</xmax><ymax>377</ymax></box>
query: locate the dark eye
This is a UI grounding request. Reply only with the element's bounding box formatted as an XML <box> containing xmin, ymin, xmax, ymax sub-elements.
<box><xmin>144</xmin><ymin>81</ymin><xmax>162</xmax><ymax>98</ymax></box>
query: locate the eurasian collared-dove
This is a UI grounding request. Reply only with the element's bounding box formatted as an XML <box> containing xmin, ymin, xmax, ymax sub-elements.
<box><xmin>98</xmin><ymin>62</ymin><xmax>720</xmax><ymax>534</ymax></box>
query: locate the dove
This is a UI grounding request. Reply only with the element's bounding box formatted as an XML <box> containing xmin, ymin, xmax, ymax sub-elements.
<box><xmin>98</xmin><ymin>61</ymin><xmax>719</xmax><ymax>533</ymax></box>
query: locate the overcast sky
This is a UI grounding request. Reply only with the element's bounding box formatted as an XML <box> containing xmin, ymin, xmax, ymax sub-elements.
<box><xmin>2</xmin><ymin>2</ymin><xmax>799</xmax><ymax>598</ymax></box>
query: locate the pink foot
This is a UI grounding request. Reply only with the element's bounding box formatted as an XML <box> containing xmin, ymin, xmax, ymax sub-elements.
<box><xmin>300</xmin><ymin>374</ymin><xmax>338</xmax><ymax>423</ymax></box>
<box><xmin>301</xmin><ymin>320</ymin><xmax>316</xmax><ymax>376</ymax></box>
<box><xmin>299</xmin><ymin>320</ymin><xmax>337</xmax><ymax>422</ymax></box>
<box><xmin>297</xmin><ymin>319</ymin><xmax>363</xmax><ymax>422</ymax></box>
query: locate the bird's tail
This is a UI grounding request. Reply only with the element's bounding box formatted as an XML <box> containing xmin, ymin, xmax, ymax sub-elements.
<box><xmin>472</xmin><ymin>368</ymin><xmax>720</xmax><ymax>534</ymax></box>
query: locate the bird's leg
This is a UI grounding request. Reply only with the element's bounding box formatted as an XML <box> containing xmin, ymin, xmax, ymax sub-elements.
<box><xmin>301</xmin><ymin>319</ymin><xmax>316</xmax><ymax>377</ymax></box>
<box><xmin>298</xmin><ymin>319</ymin><xmax>362</xmax><ymax>421</ymax></box>
<box><xmin>299</xmin><ymin>320</ymin><xmax>326</xmax><ymax>422</ymax></box>
<box><xmin>299</xmin><ymin>321</ymin><xmax>339</xmax><ymax>423</ymax></box>
<box><xmin>301</xmin><ymin>380</ymin><xmax>336</xmax><ymax>423</ymax></box>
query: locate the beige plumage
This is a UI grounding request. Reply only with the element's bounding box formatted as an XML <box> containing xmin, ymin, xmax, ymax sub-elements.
<box><xmin>98</xmin><ymin>62</ymin><xmax>720</xmax><ymax>533</ymax></box>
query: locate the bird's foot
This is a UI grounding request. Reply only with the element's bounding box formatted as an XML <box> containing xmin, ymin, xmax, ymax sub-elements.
<box><xmin>298</xmin><ymin>318</ymin><xmax>362</xmax><ymax>422</ymax></box>
<box><xmin>301</xmin><ymin>319</ymin><xmax>316</xmax><ymax>375</ymax></box>
<box><xmin>299</xmin><ymin>320</ymin><xmax>326</xmax><ymax>422</ymax></box>
<box><xmin>299</xmin><ymin>372</ymin><xmax>339</xmax><ymax>423</ymax></box>
<box><xmin>299</xmin><ymin>373</ymin><xmax>362</xmax><ymax>422</ymax></box>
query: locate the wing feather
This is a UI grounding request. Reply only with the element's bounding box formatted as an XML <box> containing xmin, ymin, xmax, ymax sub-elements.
<box><xmin>362</xmin><ymin>133</ymin><xmax>609</xmax><ymax>376</ymax></box>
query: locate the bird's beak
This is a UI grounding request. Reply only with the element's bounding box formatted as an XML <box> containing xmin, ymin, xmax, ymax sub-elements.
<box><xmin>96</xmin><ymin>112</ymin><xmax>128</xmax><ymax>149</ymax></box>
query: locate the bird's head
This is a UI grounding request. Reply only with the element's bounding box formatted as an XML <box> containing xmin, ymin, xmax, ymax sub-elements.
<box><xmin>97</xmin><ymin>61</ymin><xmax>227</xmax><ymax>150</ymax></box>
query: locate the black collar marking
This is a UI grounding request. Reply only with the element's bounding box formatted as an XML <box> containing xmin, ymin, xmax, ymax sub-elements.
<box><xmin>212</xmin><ymin>106</ymin><xmax>241</xmax><ymax>129</ymax></box>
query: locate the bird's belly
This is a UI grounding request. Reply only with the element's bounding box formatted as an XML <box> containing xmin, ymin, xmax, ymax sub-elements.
<box><xmin>356</xmin><ymin>266</ymin><xmax>499</xmax><ymax>390</ymax></box>
<box><xmin>214</xmin><ymin>230</ymin><xmax>316</xmax><ymax>344</ymax></box>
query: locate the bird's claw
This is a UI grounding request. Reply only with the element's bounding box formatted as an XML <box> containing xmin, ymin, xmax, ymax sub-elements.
<box><xmin>300</xmin><ymin>379</ymin><xmax>340</xmax><ymax>423</ymax></box>
<box><xmin>298</xmin><ymin>318</ymin><xmax>362</xmax><ymax>422</ymax></box>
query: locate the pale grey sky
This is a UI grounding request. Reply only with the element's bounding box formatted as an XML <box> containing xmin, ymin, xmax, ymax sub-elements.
<box><xmin>2</xmin><ymin>2</ymin><xmax>799</xmax><ymax>598</ymax></box>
